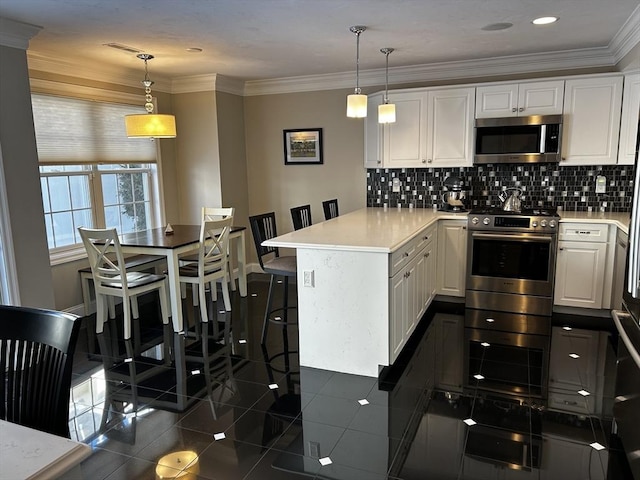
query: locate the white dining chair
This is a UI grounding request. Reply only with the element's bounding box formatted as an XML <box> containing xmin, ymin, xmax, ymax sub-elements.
<box><xmin>78</xmin><ymin>227</ymin><xmax>170</xmax><ymax>340</ymax></box>
<box><xmin>179</xmin><ymin>216</ymin><xmax>233</xmax><ymax>327</ymax></box>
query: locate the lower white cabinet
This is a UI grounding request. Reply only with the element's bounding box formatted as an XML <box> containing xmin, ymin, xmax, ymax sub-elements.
<box><xmin>554</xmin><ymin>223</ymin><xmax>612</xmax><ymax>309</ymax></box>
<box><xmin>548</xmin><ymin>327</ymin><xmax>608</xmax><ymax>415</ymax></box>
<box><xmin>436</xmin><ymin>219</ymin><xmax>468</xmax><ymax>297</ymax></box>
<box><xmin>390</xmin><ymin>225</ymin><xmax>437</xmax><ymax>363</ymax></box>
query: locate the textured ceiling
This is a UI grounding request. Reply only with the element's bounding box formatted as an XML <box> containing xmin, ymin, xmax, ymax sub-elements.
<box><xmin>1</xmin><ymin>0</ymin><xmax>639</xmax><ymax>83</ymax></box>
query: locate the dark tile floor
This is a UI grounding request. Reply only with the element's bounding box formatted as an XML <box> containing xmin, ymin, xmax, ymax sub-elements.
<box><xmin>62</xmin><ymin>275</ymin><xmax>633</xmax><ymax>480</ymax></box>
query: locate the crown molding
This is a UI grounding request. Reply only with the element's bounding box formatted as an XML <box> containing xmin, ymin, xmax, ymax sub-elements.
<box><xmin>26</xmin><ymin>51</ymin><xmax>173</xmax><ymax>92</ymax></box>
<box><xmin>243</xmin><ymin>47</ymin><xmax>618</xmax><ymax>96</ymax></box>
<box><xmin>610</xmin><ymin>4</ymin><xmax>640</xmax><ymax>63</ymax></box>
<box><xmin>171</xmin><ymin>74</ymin><xmax>244</xmax><ymax>96</ymax></box>
<box><xmin>0</xmin><ymin>17</ymin><xmax>42</xmax><ymax>50</ymax></box>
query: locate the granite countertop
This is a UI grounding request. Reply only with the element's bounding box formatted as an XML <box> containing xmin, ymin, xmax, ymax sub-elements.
<box><xmin>558</xmin><ymin>210</ymin><xmax>631</xmax><ymax>234</ymax></box>
<box><xmin>263</xmin><ymin>207</ymin><xmax>467</xmax><ymax>253</ymax></box>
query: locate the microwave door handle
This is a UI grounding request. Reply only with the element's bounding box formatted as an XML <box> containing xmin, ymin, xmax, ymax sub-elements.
<box><xmin>540</xmin><ymin>124</ymin><xmax>546</xmax><ymax>153</ymax></box>
<box><xmin>471</xmin><ymin>233</ymin><xmax>554</xmax><ymax>243</ymax></box>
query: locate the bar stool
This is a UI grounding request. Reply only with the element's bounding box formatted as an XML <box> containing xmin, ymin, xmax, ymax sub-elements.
<box><xmin>249</xmin><ymin>212</ymin><xmax>297</xmax><ymax>344</ymax></box>
<box><xmin>322</xmin><ymin>198</ymin><xmax>339</xmax><ymax>220</ymax></box>
<box><xmin>290</xmin><ymin>204</ymin><xmax>312</xmax><ymax>230</ymax></box>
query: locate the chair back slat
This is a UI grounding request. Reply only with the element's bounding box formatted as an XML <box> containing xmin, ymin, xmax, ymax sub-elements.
<box><xmin>0</xmin><ymin>306</ymin><xmax>80</xmax><ymax>438</ymax></box>
<box><xmin>202</xmin><ymin>207</ymin><xmax>235</xmax><ymax>222</ymax></box>
<box><xmin>290</xmin><ymin>204</ymin><xmax>312</xmax><ymax>230</ymax></box>
<box><xmin>78</xmin><ymin>227</ymin><xmax>130</xmax><ymax>290</ymax></box>
<box><xmin>199</xmin><ymin>216</ymin><xmax>233</xmax><ymax>276</ymax></box>
<box><xmin>249</xmin><ymin>212</ymin><xmax>280</xmax><ymax>269</ymax></box>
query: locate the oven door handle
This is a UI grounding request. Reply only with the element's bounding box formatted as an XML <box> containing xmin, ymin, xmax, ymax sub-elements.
<box><xmin>471</xmin><ymin>232</ymin><xmax>554</xmax><ymax>243</ymax></box>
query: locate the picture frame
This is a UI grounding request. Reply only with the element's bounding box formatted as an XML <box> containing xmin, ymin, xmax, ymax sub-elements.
<box><xmin>283</xmin><ymin>128</ymin><xmax>323</xmax><ymax>165</ymax></box>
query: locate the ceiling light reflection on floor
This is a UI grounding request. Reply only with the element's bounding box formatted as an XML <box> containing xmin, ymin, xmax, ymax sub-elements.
<box><xmin>463</xmin><ymin>418</ymin><xmax>477</xmax><ymax>426</ymax></box>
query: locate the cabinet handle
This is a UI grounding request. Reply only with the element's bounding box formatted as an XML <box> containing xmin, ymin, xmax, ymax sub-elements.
<box><xmin>404</xmin><ymin>252</ymin><xmax>409</xmax><ymax>257</ymax></box>
<box><xmin>512</xmin><ymin>107</ymin><xmax>517</xmax><ymax>112</ymax></box>
<box><xmin>424</xmin><ymin>253</ymin><xmax>430</xmax><ymax>258</ymax></box>
<box><xmin>563</xmin><ymin>400</ymin><xmax>578</xmax><ymax>406</ymax></box>
<box><xmin>427</xmin><ymin>159</ymin><xmax>432</xmax><ymax>163</ymax></box>
<box><xmin>519</xmin><ymin>107</ymin><xmax>524</xmax><ymax>112</ymax></box>
<box><xmin>421</xmin><ymin>159</ymin><xmax>427</xmax><ymax>163</ymax></box>
<box><xmin>377</xmin><ymin>160</ymin><xmax>381</xmax><ymax>164</ymax></box>
<box><xmin>559</xmin><ymin>247</ymin><xmax>564</xmax><ymax>250</ymax></box>
<box><xmin>462</xmin><ymin>226</ymin><xmax>467</xmax><ymax>230</ymax></box>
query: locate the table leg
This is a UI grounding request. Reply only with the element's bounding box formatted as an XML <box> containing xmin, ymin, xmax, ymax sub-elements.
<box><xmin>165</xmin><ymin>251</ymin><xmax>184</xmax><ymax>333</ymax></box>
<box><xmin>236</xmin><ymin>231</ymin><xmax>247</xmax><ymax>297</ymax></box>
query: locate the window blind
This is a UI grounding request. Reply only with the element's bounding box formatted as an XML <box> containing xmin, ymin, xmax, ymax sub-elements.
<box><xmin>32</xmin><ymin>94</ymin><xmax>157</xmax><ymax>164</ymax></box>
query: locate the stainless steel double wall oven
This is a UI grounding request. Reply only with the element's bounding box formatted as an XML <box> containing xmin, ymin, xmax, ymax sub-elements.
<box><xmin>464</xmin><ymin>207</ymin><xmax>560</xmax><ymax>399</ymax></box>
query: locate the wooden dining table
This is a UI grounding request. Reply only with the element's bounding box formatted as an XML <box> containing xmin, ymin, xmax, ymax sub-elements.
<box><xmin>116</xmin><ymin>224</ymin><xmax>247</xmax><ymax>332</ymax></box>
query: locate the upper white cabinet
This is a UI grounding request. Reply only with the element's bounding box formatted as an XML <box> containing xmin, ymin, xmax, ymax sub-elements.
<box><xmin>365</xmin><ymin>87</ymin><xmax>475</xmax><ymax>169</ymax></box>
<box><xmin>561</xmin><ymin>75</ymin><xmax>623</xmax><ymax>166</ymax></box>
<box><xmin>384</xmin><ymin>91</ymin><xmax>428</xmax><ymax>168</ymax></box>
<box><xmin>617</xmin><ymin>73</ymin><xmax>640</xmax><ymax>165</ymax></box>
<box><xmin>427</xmin><ymin>87</ymin><xmax>475</xmax><ymax>167</ymax></box>
<box><xmin>475</xmin><ymin>80</ymin><xmax>564</xmax><ymax>118</ymax></box>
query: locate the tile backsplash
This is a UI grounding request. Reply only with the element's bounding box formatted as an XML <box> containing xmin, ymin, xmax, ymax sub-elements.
<box><xmin>366</xmin><ymin>164</ymin><xmax>636</xmax><ymax>212</ymax></box>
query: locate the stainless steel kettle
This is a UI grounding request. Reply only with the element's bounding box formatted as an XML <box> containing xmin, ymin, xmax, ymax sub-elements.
<box><xmin>500</xmin><ymin>188</ymin><xmax>523</xmax><ymax>212</ymax></box>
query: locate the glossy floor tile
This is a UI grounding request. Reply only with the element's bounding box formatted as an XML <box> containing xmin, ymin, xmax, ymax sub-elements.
<box><xmin>62</xmin><ymin>275</ymin><xmax>633</xmax><ymax>480</ymax></box>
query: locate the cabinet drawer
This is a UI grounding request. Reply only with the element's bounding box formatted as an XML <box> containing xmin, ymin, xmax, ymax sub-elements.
<box><xmin>559</xmin><ymin>223</ymin><xmax>608</xmax><ymax>242</ymax></box>
<box><xmin>390</xmin><ymin>238</ymin><xmax>418</xmax><ymax>277</ymax></box>
<box><xmin>415</xmin><ymin>225</ymin><xmax>436</xmax><ymax>253</ymax></box>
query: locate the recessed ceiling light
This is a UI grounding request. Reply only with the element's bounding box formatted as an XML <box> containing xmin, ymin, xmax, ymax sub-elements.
<box><xmin>186</xmin><ymin>47</ymin><xmax>203</xmax><ymax>53</ymax></box>
<box><xmin>533</xmin><ymin>16</ymin><xmax>558</xmax><ymax>25</ymax></box>
<box><xmin>481</xmin><ymin>23</ymin><xmax>513</xmax><ymax>31</ymax></box>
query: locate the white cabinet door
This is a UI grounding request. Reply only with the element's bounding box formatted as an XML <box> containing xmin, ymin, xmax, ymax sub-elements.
<box><xmin>364</xmin><ymin>92</ymin><xmax>384</xmax><ymax>168</ymax></box>
<box><xmin>561</xmin><ymin>75</ymin><xmax>623</xmax><ymax>166</ymax></box>
<box><xmin>427</xmin><ymin>87</ymin><xmax>475</xmax><ymax>167</ymax></box>
<box><xmin>475</xmin><ymin>83</ymin><xmax>518</xmax><ymax>118</ymax></box>
<box><xmin>475</xmin><ymin>80</ymin><xmax>564</xmax><ymax>118</ymax></box>
<box><xmin>617</xmin><ymin>73</ymin><xmax>640</xmax><ymax>165</ymax></box>
<box><xmin>384</xmin><ymin>91</ymin><xmax>428</xmax><ymax>168</ymax></box>
<box><xmin>390</xmin><ymin>269</ymin><xmax>406</xmax><ymax>363</ymax></box>
<box><xmin>436</xmin><ymin>220</ymin><xmax>468</xmax><ymax>297</ymax></box>
<box><xmin>517</xmin><ymin>80</ymin><xmax>565</xmax><ymax>116</ymax></box>
<box><xmin>554</xmin><ymin>241</ymin><xmax>607</xmax><ymax>308</ymax></box>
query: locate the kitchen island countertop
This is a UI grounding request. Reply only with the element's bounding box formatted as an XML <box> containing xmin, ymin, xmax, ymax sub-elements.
<box><xmin>263</xmin><ymin>207</ymin><xmax>468</xmax><ymax>252</ymax></box>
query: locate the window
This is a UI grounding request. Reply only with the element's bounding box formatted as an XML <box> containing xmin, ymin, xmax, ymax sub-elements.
<box><xmin>31</xmin><ymin>93</ymin><xmax>163</xmax><ymax>263</ymax></box>
<box><xmin>40</xmin><ymin>164</ymin><xmax>156</xmax><ymax>250</ymax></box>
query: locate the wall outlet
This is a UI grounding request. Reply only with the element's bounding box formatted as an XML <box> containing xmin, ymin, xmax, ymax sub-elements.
<box><xmin>595</xmin><ymin>175</ymin><xmax>606</xmax><ymax>194</ymax></box>
<box><xmin>303</xmin><ymin>270</ymin><xmax>314</xmax><ymax>287</ymax></box>
<box><xmin>392</xmin><ymin>177</ymin><xmax>401</xmax><ymax>192</ymax></box>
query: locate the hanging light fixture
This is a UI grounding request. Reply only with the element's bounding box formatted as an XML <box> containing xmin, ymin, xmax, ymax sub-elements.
<box><xmin>346</xmin><ymin>25</ymin><xmax>367</xmax><ymax>118</ymax></box>
<box><xmin>378</xmin><ymin>48</ymin><xmax>396</xmax><ymax>124</ymax></box>
<box><xmin>125</xmin><ymin>54</ymin><xmax>176</xmax><ymax>138</ymax></box>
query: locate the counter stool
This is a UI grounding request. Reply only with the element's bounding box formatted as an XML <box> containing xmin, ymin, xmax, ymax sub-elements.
<box><xmin>322</xmin><ymin>198</ymin><xmax>339</xmax><ymax>220</ymax></box>
<box><xmin>249</xmin><ymin>212</ymin><xmax>297</xmax><ymax>344</ymax></box>
<box><xmin>290</xmin><ymin>204</ymin><xmax>312</xmax><ymax>230</ymax></box>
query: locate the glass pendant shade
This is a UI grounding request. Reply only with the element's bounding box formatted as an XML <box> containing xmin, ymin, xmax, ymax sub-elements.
<box><xmin>378</xmin><ymin>103</ymin><xmax>396</xmax><ymax>123</ymax></box>
<box><xmin>125</xmin><ymin>114</ymin><xmax>176</xmax><ymax>138</ymax></box>
<box><xmin>347</xmin><ymin>94</ymin><xmax>368</xmax><ymax>118</ymax></box>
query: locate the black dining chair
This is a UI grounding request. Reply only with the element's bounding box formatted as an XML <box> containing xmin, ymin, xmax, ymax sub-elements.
<box><xmin>249</xmin><ymin>212</ymin><xmax>297</xmax><ymax>344</ymax></box>
<box><xmin>322</xmin><ymin>198</ymin><xmax>339</xmax><ymax>220</ymax></box>
<box><xmin>0</xmin><ymin>305</ymin><xmax>81</xmax><ymax>438</ymax></box>
<box><xmin>290</xmin><ymin>204</ymin><xmax>313</xmax><ymax>230</ymax></box>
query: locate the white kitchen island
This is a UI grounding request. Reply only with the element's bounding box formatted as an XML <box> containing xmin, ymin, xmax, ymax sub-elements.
<box><xmin>263</xmin><ymin>207</ymin><xmax>467</xmax><ymax>377</ymax></box>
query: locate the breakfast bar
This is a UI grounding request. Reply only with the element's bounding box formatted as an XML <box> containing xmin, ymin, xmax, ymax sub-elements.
<box><xmin>263</xmin><ymin>207</ymin><xmax>466</xmax><ymax>377</ymax></box>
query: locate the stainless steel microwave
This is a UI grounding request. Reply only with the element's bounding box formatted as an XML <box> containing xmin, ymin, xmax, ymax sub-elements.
<box><xmin>474</xmin><ymin>114</ymin><xmax>562</xmax><ymax>164</ymax></box>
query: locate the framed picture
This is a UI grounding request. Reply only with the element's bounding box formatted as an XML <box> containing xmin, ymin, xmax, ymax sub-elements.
<box><xmin>283</xmin><ymin>128</ymin><xmax>323</xmax><ymax>165</ymax></box>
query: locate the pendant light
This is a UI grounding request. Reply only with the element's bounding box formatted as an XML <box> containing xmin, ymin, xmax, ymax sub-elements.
<box><xmin>125</xmin><ymin>54</ymin><xmax>177</xmax><ymax>138</ymax></box>
<box><xmin>378</xmin><ymin>48</ymin><xmax>396</xmax><ymax>124</ymax></box>
<box><xmin>346</xmin><ymin>25</ymin><xmax>367</xmax><ymax>118</ymax></box>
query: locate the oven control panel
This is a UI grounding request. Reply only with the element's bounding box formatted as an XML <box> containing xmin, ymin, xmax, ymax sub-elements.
<box><xmin>469</xmin><ymin>215</ymin><xmax>558</xmax><ymax>232</ymax></box>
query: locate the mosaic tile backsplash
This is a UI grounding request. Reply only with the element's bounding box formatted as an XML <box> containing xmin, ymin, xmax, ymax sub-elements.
<box><xmin>366</xmin><ymin>164</ymin><xmax>636</xmax><ymax>212</ymax></box>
